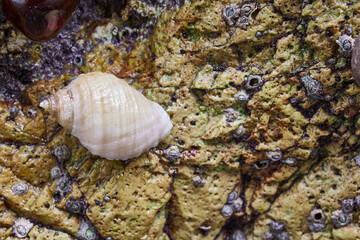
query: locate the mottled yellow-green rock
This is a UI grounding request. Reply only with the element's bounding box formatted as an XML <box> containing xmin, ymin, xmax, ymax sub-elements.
<box><xmin>0</xmin><ymin>145</ymin><xmax>56</xmax><ymax>186</ymax></box>
<box><xmin>2</xmin><ymin>0</ymin><xmax>360</xmax><ymax>239</ymax></box>
<box><xmin>332</xmin><ymin>226</ymin><xmax>360</xmax><ymax>240</ymax></box>
<box><xmin>28</xmin><ymin>225</ymin><xmax>72</xmax><ymax>240</ymax></box>
<box><xmin>0</xmin><ymin>228</ymin><xmax>12</xmax><ymax>239</ymax></box>
<box><xmin>0</xmin><ymin>103</ymin><xmax>45</xmax><ymax>144</ymax></box>
<box><xmin>252</xmin><ymin>155</ymin><xmax>360</xmax><ymax>238</ymax></box>
<box><xmin>86</xmin><ymin>153</ymin><xmax>171</xmax><ymax>239</ymax></box>
<box><xmin>0</xmin><ymin>200</ymin><xmax>16</xmax><ymax>227</ymax></box>
<box><xmin>169</xmin><ymin>165</ymin><xmax>240</xmax><ymax>239</ymax></box>
<box><xmin>0</xmin><ymin>166</ymin><xmax>80</xmax><ymax>236</ymax></box>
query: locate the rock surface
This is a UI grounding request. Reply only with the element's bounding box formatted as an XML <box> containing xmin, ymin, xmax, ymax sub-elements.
<box><xmin>1</xmin><ymin>0</ymin><xmax>360</xmax><ymax>239</ymax></box>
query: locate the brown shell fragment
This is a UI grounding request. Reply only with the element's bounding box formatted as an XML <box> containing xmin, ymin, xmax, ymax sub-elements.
<box><xmin>351</xmin><ymin>35</ymin><xmax>360</xmax><ymax>86</ymax></box>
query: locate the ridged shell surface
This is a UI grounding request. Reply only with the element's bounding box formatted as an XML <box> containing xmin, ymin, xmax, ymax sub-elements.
<box><xmin>41</xmin><ymin>72</ymin><xmax>173</xmax><ymax>160</ymax></box>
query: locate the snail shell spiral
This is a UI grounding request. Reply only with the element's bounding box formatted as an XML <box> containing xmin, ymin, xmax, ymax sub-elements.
<box><xmin>40</xmin><ymin>72</ymin><xmax>173</xmax><ymax>160</ymax></box>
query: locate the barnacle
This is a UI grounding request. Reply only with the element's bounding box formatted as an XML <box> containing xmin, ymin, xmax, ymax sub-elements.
<box><xmin>300</xmin><ymin>75</ymin><xmax>323</xmax><ymax>100</ymax></box>
<box><xmin>164</xmin><ymin>145</ymin><xmax>181</xmax><ymax>162</ymax></box>
<box><xmin>233</xmin><ymin>125</ymin><xmax>246</xmax><ymax>138</ymax></box>
<box><xmin>245</xmin><ymin>75</ymin><xmax>263</xmax><ymax>90</ymax></box>
<box><xmin>331</xmin><ymin>210</ymin><xmax>352</xmax><ymax>229</ymax></box>
<box><xmin>262</xmin><ymin>221</ymin><xmax>290</xmax><ymax>240</ymax></box>
<box><xmin>266</xmin><ymin>149</ymin><xmax>283</xmax><ymax>162</ymax></box>
<box><xmin>340</xmin><ymin>198</ymin><xmax>355</xmax><ymax>213</ymax></box>
<box><xmin>11</xmin><ymin>182</ymin><xmax>28</xmax><ymax>196</ymax></box>
<box><xmin>224</xmin><ymin>108</ymin><xmax>240</xmax><ymax>122</ymax></box>
<box><xmin>222</xmin><ymin>2</ymin><xmax>257</xmax><ymax>29</ymax></box>
<box><xmin>281</xmin><ymin>157</ymin><xmax>296</xmax><ymax>165</ymax></box>
<box><xmin>253</xmin><ymin>160</ymin><xmax>270</xmax><ymax>170</ymax></box>
<box><xmin>354</xmin><ymin>154</ymin><xmax>360</xmax><ymax>167</ymax></box>
<box><xmin>222</xmin><ymin>3</ymin><xmax>241</xmax><ymax>27</ymax></box>
<box><xmin>12</xmin><ymin>218</ymin><xmax>34</xmax><ymax>238</ymax></box>
<box><xmin>234</xmin><ymin>90</ymin><xmax>249</xmax><ymax>103</ymax></box>
<box><xmin>269</xmin><ymin>220</ymin><xmax>286</xmax><ymax>233</ymax></box>
<box><xmin>227</xmin><ymin>191</ymin><xmax>238</xmax><ymax>204</ymax></box>
<box><xmin>53</xmin><ymin>145</ymin><xmax>71</xmax><ymax>162</ymax></box>
<box><xmin>307</xmin><ymin>208</ymin><xmax>326</xmax><ymax>232</ymax></box>
<box><xmin>50</xmin><ymin>166</ymin><xmax>62</xmax><ymax>179</ymax></box>
<box><xmin>230</xmin><ymin>230</ymin><xmax>247</xmax><ymax>240</ymax></box>
<box><xmin>66</xmin><ymin>198</ymin><xmax>82</xmax><ymax>214</ymax></box>
<box><xmin>221</xmin><ymin>204</ymin><xmax>233</xmax><ymax>217</ymax></box>
<box><xmin>261</xmin><ymin>231</ymin><xmax>274</xmax><ymax>240</ymax></box>
<box><xmin>78</xmin><ymin>220</ymin><xmax>99</xmax><ymax>240</ymax></box>
<box><xmin>192</xmin><ymin>175</ymin><xmax>206</xmax><ymax>187</ymax></box>
<box><xmin>231</xmin><ymin>198</ymin><xmax>243</xmax><ymax>212</ymax></box>
<box><xmin>336</xmin><ymin>34</ymin><xmax>354</xmax><ymax>54</ymax></box>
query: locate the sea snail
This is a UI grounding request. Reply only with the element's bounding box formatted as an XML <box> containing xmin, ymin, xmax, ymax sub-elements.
<box><xmin>40</xmin><ymin>72</ymin><xmax>173</xmax><ymax>160</ymax></box>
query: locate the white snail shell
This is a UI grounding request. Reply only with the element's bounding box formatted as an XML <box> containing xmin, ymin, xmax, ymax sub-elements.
<box><xmin>40</xmin><ymin>72</ymin><xmax>172</xmax><ymax>160</ymax></box>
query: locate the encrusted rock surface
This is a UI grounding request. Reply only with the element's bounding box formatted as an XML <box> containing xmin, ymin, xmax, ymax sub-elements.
<box><xmin>1</xmin><ymin>0</ymin><xmax>360</xmax><ymax>239</ymax></box>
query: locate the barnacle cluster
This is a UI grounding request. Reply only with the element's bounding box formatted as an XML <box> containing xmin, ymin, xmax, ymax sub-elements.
<box><xmin>1</xmin><ymin>0</ymin><xmax>360</xmax><ymax>239</ymax></box>
<box><xmin>221</xmin><ymin>190</ymin><xmax>244</xmax><ymax>218</ymax></box>
<box><xmin>261</xmin><ymin>221</ymin><xmax>290</xmax><ymax>240</ymax></box>
<box><xmin>222</xmin><ymin>2</ymin><xmax>257</xmax><ymax>29</ymax></box>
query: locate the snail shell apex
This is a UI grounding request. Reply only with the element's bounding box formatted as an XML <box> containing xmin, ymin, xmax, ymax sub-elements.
<box><xmin>41</xmin><ymin>72</ymin><xmax>173</xmax><ymax>160</ymax></box>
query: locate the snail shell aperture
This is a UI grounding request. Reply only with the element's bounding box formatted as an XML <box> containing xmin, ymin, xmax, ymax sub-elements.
<box><xmin>352</xmin><ymin>35</ymin><xmax>360</xmax><ymax>86</ymax></box>
<box><xmin>40</xmin><ymin>72</ymin><xmax>173</xmax><ymax>160</ymax></box>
